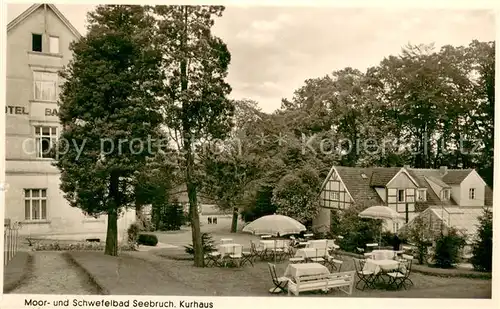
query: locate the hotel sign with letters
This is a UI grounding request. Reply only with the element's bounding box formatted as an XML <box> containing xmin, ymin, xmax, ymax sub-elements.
<box><xmin>45</xmin><ymin>108</ymin><xmax>59</xmax><ymax>117</ymax></box>
<box><xmin>5</xmin><ymin>105</ymin><xmax>29</xmax><ymax>115</ymax></box>
<box><xmin>28</xmin><ymin>103</ymin><xmax>60</xmax><ymax>120</ymax></box>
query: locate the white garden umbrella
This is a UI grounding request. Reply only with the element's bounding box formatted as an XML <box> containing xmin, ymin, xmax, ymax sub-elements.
<box><xmin>243</xmin><ymin>214</ymin><xmax>306</xmax><ymax>264</ymax></box>
<box><xmin>358</xmin><ymin>206</ymin><xmax>404</xmax><ymax>249</ymax></box>
<box><xmin>242</xmin><ymin>214</ymin><xmax>306</xmax><ymax>236</ymax></box>
<box><xmin>359</xmin><ymin>206</ymin><xmax>403</xmax><ymax>221</ymax></box>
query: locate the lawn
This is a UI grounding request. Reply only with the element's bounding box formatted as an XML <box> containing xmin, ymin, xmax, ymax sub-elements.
<box><xmin>38</xmin><ymin>219</ymin><xmax>488</xmax><ymax>298</ymax></box>
<box><xmin>68</xmin><ymin>249</ymin><xmax>491</xmax><ymax>298</ymax></box>
<box><xmin>87</xmin><ymin>220</ymin><xmax>490</xmax><ymax>298</ymax></box>
<box><xmin>3</xmin><ymin>251</ymin><xmax>33</xmax><ymax>293</ymax></box>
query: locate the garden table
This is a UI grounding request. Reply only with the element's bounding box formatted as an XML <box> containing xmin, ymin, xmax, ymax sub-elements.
<box><xmin>371</xmin><ymin>249</ymin><xmax>396</xmax><ymax>260</ymax></box>
<box><xmin>294</xmin><ymin>248</ymin><xmax>328</xmax><ymax>260</ymax></box>
<box><xmin>307</xmin><ymin>239</ymin><xmax>328</xmax><ymax>249</ymax></box>
<box><xmin>284</xmin><ymin>262</ymin><xmax>330</xmax><ymax>281</ymax></box>
<box><xmin>218</xmin><ymin>243</ymin><xmax>240</xmax><ymax>255</ymax></box>
<box><xmin>260</xmin><ymin>239</ymin><xmax>288</xmax><ymax>250</ymax></box>
<box><xmin>260</xmin><ymin>240</ymin><xmax>276</xmax><ymax>250</ymax></box>
<box><xmin>363</xmin><ymin>259</ymin><xmax>400</xmax><ymax>275</ymax></box>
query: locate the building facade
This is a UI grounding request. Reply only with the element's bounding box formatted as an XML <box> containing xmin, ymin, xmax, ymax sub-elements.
<box><xmin>5</xmin><ymin>4</ymin><xmax>135</xmax><ymax>241</ymax></box>
<box><xmin>313</xmin><ymin>165</ymin><xmax>493</xmax><ymax>237</ymax></box>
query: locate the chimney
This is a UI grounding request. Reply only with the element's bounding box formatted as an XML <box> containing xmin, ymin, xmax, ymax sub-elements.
<box><xmin>440</xmin><ymin>166</ymin><xmax>448</xmax><ymax>175</ymax></box>
<box><xmin>403</xmin><ymin>165</ymin><xmax>410</xmax><ymax>169</ymax></box>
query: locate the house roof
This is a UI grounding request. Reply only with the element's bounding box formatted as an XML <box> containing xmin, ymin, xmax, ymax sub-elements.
<box><xmin>400</xmin><ymin>205</ymin><xmax>491</xmax><ymax>244</ymax></box>
<box><xmin>333</xmin><ymin>166</ymin><xmax>386</xmax><ymax>207</ymax></box>
<box><xmin>325</xmin><ymin>165</ymin><xmax>490</xmax><ymax>210</ymax></box>
<box><xmin>428</xmin><ymin>206</ymin><xmax>490</xmax><ymax>243</ymax></box>
<box><xmin>426</xmin><ymin>176</ymin><xmax>451</xmax><ymax>189</ymax></box>
<box><xmin>7</xmin><ymin>3</ymin><xmax>83</xmax><ymax>39</ymax></box>
<box><xmin>442</xmin><ymin>169</ymin><xmax>474</xmax><ymax>184</ymax></box>
<box><xmin>369</xmin><ymin>167</ymin><xmax>401</xmax><ymax>187</ymax></box>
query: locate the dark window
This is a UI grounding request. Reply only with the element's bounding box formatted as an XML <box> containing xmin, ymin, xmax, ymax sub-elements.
<box><xmin>32</xmin><ymin>34</ymin><xmax>42</xmax><ymax>52</ymax></box>
<box><xmin>397</xmin><ymin>189</ymin><xmax>405</xmax><ymax>202</ymax></box>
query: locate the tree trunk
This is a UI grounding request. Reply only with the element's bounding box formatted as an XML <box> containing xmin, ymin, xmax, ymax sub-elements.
<box><xmin>230</xmin><ymin>207</ymin><xmax>238</xmax><ymax>233</ymax></box>
<box><xmin>180</xmin><ymin>6</ymin><xmax>203</xmax><ymax>267</ymax></box>
<box><xmin>185</xmin><ymin>145</ymin><xmax>204</xmax><ymax>267</ymax></box>
<box><xmin>105</xmin><ymin>207</ymin><xmax>118</xmax><ymax>256</ymax></box>
<box><xmin>105</xmin><ymin>173</ymin><xmax>119</xmax><ymax>256</ymax></box>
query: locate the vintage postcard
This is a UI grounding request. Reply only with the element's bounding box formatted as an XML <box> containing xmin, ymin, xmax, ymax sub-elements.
<box><xmin>1</xmin><ymin>0</ymin><xmax>497</xmax><ymax>309</ymax></box>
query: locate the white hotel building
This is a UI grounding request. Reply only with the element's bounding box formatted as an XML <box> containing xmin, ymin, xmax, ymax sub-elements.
<box><xmin>4</xmin><ymin>4</ymin><xmax>135</xmax><ymax>240</ymax></box>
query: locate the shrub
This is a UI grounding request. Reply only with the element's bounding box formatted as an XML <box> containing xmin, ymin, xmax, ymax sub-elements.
<box><xmin>127</xmin><ymin>223</ymin><xmax>141</xmax><ymax>248</ymax></box>
<box><xmin>402</xmin><ymin>215</ymin><xmax>433</xmax><ymax>264</ymax></box>
<box><xmin>332</xmin><ymin>207</ymin><xmax>381</xmax><ymax>253</ymax></box>
<box><xmin>137</xmin><ymin>234</ymin><xmax>158</xmax><ymax>246</ymax></box>
<box><xmin>470</xmin><ymin>207</ymin><xmax>492</xmax><ymax>272</ymax></box>
<box><xmin>380</xmin><ymin>231</ymin><xmax>394</xmax><ymax>247</ymax></box>
<box><xmin>184</xmin><ymin>232</ymin><xmax>216</xmax><ymax>256</ymax></box>
<box><xmin>433</xmin><ymin>228</ymin><xmax>467</xmax><ymax>268</ymax></box>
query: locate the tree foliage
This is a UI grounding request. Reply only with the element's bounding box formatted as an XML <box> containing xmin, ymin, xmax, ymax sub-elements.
<box><xmin>470</xmin><ymin>207</ymin><xmax>493</xmax><ymax>272</ymax></box>
<box><xmin>55</xmin><ymin>5</ymin><xmax>164</xmax><ymax>256</ymax></box>
<box><xmin>330</xmin><ymin>207</ymin><xmax>382</xmax><ymax>253</ymax></box>
<box><xmin>433</xmin><ymin>228</ymin><xmax>467</xmax><ymax>268</ymax></box>
<box><xmin>272</xmin><ymin>165</ymin><xmax>321</xmax><ymax>224</ymax></box>
<box><xmin>401</xmin><ymin>215</ymin><xmax>433</xmax><ymax>264</ymax></box>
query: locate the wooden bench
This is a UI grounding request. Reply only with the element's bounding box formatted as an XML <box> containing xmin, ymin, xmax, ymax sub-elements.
<box><xmin>287</xmin><ymin>271</ymin><xmax>355</xmax><ymax>296</ymax></box>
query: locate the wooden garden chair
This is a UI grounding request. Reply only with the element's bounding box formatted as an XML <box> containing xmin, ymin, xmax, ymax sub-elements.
<box><xmin>325</xmin><ymin>253</ymin><xmax>343</xmax><ymax>272</ymax></box>
<box><xmin>268</xmin><ymin>263</ymin><xmax>288</xmax><ymax>293</ymax></box>
<box><xmin>251</xmin><ymin>241</ymin><xmax>266</xmax><ymax>260</ymax></box>
<box><xmin>205</xmin><ymin>251</ymin><xmax>222</xmax><ymax>267</ymax></box>
<box><xmin>229</xmin><ymin>245</ymin><xmax>243</xmax><ymax>267</ymax></box>
<box><xmin>387</xmin><ymin>255</ymin><xmax>414</xmax><ymax>290</ymax></box>
<box><xmin>353</xmin><ymin>258</ymin><xmax>376</xmax><ymax>290</ymax></box>
<box><xmin>308</xmin><ymin>248</ymin><xmax>325</xmax><ymax>264</ymax></box>
<box><xmin>241</xmin><ymin>244</ymin><xmax>255</xmax><ymax>267</ymax></box>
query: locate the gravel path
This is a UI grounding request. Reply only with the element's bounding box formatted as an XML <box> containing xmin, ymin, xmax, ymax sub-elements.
<box><xmin>11</xmin><ymin>252</ymin><xmax>101</xmax><ymax>295</ymax></box>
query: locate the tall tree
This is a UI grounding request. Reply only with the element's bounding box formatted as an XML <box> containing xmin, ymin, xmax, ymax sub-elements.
<box><xmin>466</xmin><ymin>41</ymin><xmax>495</xmax><ymax>186</ymax></box>
<box><xmin>154</xmin><ymin>5</ymin><xmax>234</xmax><ymax>266</ymax></box>
<box><xmin>55</xmin><ymin>5</ymin><xmax>164</xmax><ymax>256</ymax></box>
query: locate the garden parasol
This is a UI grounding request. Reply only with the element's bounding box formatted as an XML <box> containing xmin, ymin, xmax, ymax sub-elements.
<box><xmin>243</xmin><ymin>214</ymin><xmax>306</xmax><ymax>263</ymax></box>
<box><xmin>242</xmin><ymin>214</ymin><xmax>306</xmax><ymax>236</ymax></box>
<box><xmin>358</xmin><ymin>206</ymin><xmax>404</xmax><ymax>249</ymax></box>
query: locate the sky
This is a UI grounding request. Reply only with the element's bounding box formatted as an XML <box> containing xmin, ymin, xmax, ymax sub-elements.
<box><xmin>7</xmin><ymin>3</ymin><xmax>495</xmax><ymax>113</ymax></box>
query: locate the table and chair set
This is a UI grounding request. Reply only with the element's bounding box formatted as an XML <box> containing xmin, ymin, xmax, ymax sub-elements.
<box><xmin>289</xmin><ymin>238</ymin><xmax>343</xmax><ymax>272</ymax></box>
<box><xmin>353</xmin><ymin>248</ymin><xmax>414</xmax><ymax>291</ymax></box>
<box><xmin>266</xmin><ymin>236</ymin><xmax>356</xmax><ymax>296</ymax></box>
<box><xmin>205</xmin><ymin>238</ymin><xmax>255</xmax><ymax>268</ymax></box>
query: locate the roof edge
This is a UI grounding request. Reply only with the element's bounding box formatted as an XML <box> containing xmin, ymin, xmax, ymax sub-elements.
<box><xmin>318</xmin><ymin>165</ymin><xmax>355</xmax><ymax>202</ymax></box>
<box><xmin>7</xmin><ymin>3</ymin><xmax>83</xmax><ymax>39</ymax></box>
<box><xmin>461</xmin><ymin>169</ymin><xmax>487</xmax><ymax>187</ymax></box>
